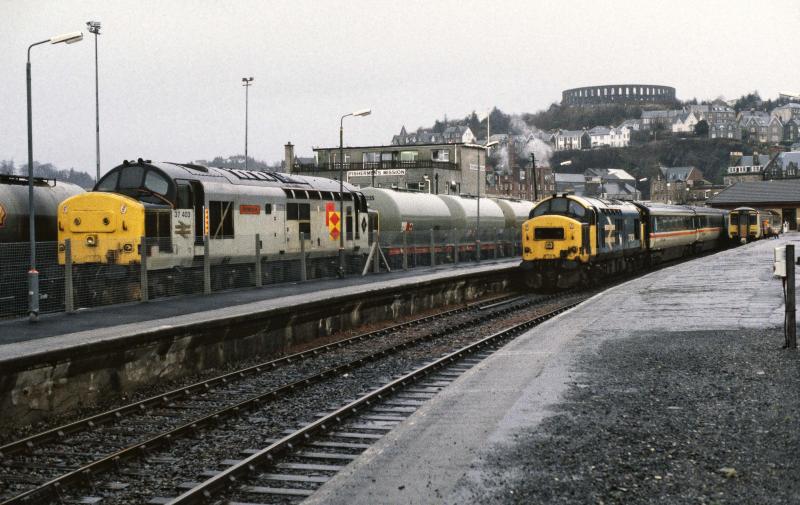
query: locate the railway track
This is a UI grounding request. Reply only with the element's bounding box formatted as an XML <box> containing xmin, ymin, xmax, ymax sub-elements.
<box><xmin>0</xmin><ymin>291</ymin><xmax>578</xmax><ymax>504</ymax></box>
<box><xmin>163</xmin><ymin>298</ymin><xmax>582</xmax><ymax>504</ymax></box>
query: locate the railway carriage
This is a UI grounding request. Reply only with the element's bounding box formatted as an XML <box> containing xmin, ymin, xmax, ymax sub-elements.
<box><xmin>635</xmin><ymin>202</ymin><xmax>727</xmax><ymax>262</ymax></box>
<box><xmin>728</xmin><ymin>207</ymin><xmax>781</xmax><ymax>242</ymax></box>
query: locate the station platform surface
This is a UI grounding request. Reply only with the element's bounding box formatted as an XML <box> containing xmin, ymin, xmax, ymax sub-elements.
<box><xmin>0</xmin><ymin>259</ymin><xmax>516</xmax><ymax>362</ymax></box>
<box><xmin>306</xmin><ymin>234</ymin><xmax>800</xmax><ymax>504</ymax></box>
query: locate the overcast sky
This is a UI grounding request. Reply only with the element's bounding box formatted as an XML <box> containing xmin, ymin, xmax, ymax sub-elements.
<box><xmin>1</xmin><ymin>0</ymin><xmax>798</xmax><ymax>177</ymax></box>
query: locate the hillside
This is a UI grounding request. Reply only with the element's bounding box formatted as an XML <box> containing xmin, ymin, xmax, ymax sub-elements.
<box><xmin>549</xmin><ymin>138</ymin><xmax>754</xmax><ymax>184</ymax></box>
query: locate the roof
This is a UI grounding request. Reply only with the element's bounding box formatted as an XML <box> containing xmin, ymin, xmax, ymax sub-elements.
<box><xmin>584</xmin><ymin>168</ymin><xmax>635</xmax><ymax>180</ymax></box>
<box><xmin>731</xmin><ymin>155</ymin><xmax>768</xmax><ymax>167</ymax></box>
<box><xmin>554</xmin><ymin>173</ymin><xmax>585</xmax><ymax>183</ymax></box>
<box><xmin>660</xmin><ymin>166</ymin><xmax>695</xmax><ymax>182</ymax></box>
<box><xmin>589</xmin><ymin>126</ymin><xmax>611</xmax><ymax>135</ymax></box>
<box><xmin>709</xmin><ymin>179</ymin><xmax>800</xmax><ymax>205</ymax></box>
<box><xmin>768</xmin><ymin>151</ymin><xmax>800</xmax><ymax>170</ymax></box>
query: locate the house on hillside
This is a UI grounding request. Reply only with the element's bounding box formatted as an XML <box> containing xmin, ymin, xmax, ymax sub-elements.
<box><xmin>785</xmin><ymin>119</ymin><xmax>800</xmax><ymax>144</ymax></box>
<box><xmin>763</xmin><ymin>151</ymin><xmax>800</xmax><ymax>180</ymax></box>
<box><xmin>771</xmin><ymin>103</ymin><xmax>800</xmax><ymax>123</ymax></box>
<box><xmin>650</xmin><ymin>165</ymin><xmax>704</xmax><ymax>204</ymax></box>
<box><xmin>553</xmin><ymin>129</ymin><xmax>591</xmax><ymax>151</ymax></box>
<box><xmin>671</xmin><ymin>112</ymin><xmax>699</xmax><ymax>133</ymax></box>
<box><xmin>724</xmin><ymin>152</ymin><xmax>771</xmax><ymax>185</ymax></box>
<box><xmin>443</xmin><ymin>125</ymin><xmax>477</xmax><ymax>144</ymax></box>
<box><xmin>553</xmin><ymin>168</ymin><xmax>640</xmax><ymax>200</ymax></box>
<box><xmin>391</xmin><ymin>126</ymin><xmax>444</xmax><ymax>145</ymax></box>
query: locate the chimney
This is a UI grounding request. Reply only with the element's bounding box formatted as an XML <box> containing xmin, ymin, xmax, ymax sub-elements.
<box><xmin>284</xmin><ymin>142</ymin><xmax>295</xmax><ymax>173</ymax></box>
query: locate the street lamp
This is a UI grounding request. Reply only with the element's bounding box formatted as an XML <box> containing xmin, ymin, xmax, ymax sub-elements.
<box><xmin>338</xmin><ymin>108</ymin><xmax>371</xmax><ymax>276</ymax></box>
<box><xmin>242</xmin><ymin>77</ymin><xmax>254</xmax><ymax>170</ymax></box>
<box><xmin>87</xmin><ymin>20</ymin><xmax>101</xmax><ymax>182</ymax></box>
<box><xmin>636</xmin><ymin>177</ymin><xmax>648</xmax><ymax>200</ymax></box>
<box><xmin>26</xmin><ymin>30</ymin><xmax>83</xmax><ymax>322</ymax></box>
<box><xmin>476</xmin><ymin>140</ymin><xmax>499</xmax><ymax>260</ymax></box>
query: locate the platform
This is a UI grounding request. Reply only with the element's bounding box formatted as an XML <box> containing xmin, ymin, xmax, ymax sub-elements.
<box><xmin>305</xmin><ymin>235</ymin><xmax>800</xmax><ymax>504</ymax></box>
<box><xmin>0</xmin><ymin>259</ymin><xmax>516</xmax><ymax>362</ymax></box>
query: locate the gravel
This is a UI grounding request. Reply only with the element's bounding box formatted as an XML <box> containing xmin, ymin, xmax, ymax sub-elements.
<box><xmin>469</xmin><ymin>328</ymin><xmax>800</xmax><ymax>504</ymax></box>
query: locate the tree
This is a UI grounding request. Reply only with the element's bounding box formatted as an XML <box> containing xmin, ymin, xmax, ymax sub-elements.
<box><xmin>694</xmin><ymin>119</ymin><xmax>709</xmax><ymax>137</ymax></box>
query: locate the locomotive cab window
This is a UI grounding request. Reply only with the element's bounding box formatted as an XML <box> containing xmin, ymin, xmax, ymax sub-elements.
<box><xmin>96</xmin><ymin>171</ymin><xmax>118</xmax><ymax>191</ymax></box>
<box><xmin>531</xmin><ymin>197</ymin><xmax>592</xmax><ymax>223</ymax></box>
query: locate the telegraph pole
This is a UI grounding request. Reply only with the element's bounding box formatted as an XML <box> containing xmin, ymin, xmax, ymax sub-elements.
<box><xmin>530</xmin><ymin>153</ymin><xmax>538</xmax><ymax>201</ymax></box>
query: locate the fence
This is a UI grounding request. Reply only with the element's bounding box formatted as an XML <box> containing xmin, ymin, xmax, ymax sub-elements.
<box><xmin>0</xmin><ymin>228</ymin><xmax>521</xmax><ymax>320</ymax></box>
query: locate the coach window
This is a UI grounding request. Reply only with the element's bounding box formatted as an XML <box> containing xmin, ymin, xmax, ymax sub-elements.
<box><xmin>209</xmin><ymin>201</ymin><xmax>234</xmax><ymax>239</ymax></box>
<box><xmin>264</xmin><ymin>203</ymin><xmax>272</xmax><ymax>215</ymax></box>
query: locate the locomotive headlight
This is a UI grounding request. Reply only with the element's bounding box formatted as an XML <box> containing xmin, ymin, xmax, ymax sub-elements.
<box><xmin>122</xmin><ymin>243</ymin><xmax>133</xmax><ymax>253</ymax></box>
<box><xmin>58</xmin><ymin>243</ymin><xmax>65</xmax><ymax>252</ymax></box>
<box><xmin>86</xmin><ymin>235</ymin><xmax>97</xmax><ymax>247</ymax></box>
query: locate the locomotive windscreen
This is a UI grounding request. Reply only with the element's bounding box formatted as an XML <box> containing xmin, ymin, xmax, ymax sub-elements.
<box><xmin>530</xmin><ymin>197</ymin><xmax>591</xmax><ymax>223</ymax></box>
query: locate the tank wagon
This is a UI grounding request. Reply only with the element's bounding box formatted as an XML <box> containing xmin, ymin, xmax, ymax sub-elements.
<box><xmin>361</xmin><ymin>187</ymin><xmax>531</xmax><ymax>261</ymax></box>
<box><xmin>0</xmin><ymin>174</ymin><xmax>85</xmax><ymax>242</ymax></box>
<box><xmin>520</xmin><ymin>194</ymin><xmax>729</xmax><ymax>289</ymax></box>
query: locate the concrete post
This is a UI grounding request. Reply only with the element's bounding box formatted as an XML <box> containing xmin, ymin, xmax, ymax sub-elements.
<box><xmin>203</xmin><ymin>235</ymin><xmax>211</xmax><ymax>294</ymax></box>
<box><xmin>140</xmin><ymin>236</ymin><xmax>149</xmax><ymax>302</ymax></box>
<box><xmin>373</xmin><ymin>228</ymin><xmax>380</xmax><ymax>274</ymax></box>
<box><xmin>402</xmin><ymin>230</ymin><xmax>408</xmax><ymax>271</ymax></box>
<box><xmin>454</xmin><ymin>230</ymin><xmax>459</xmax><ymax>265</ymax></box>
<box><xmin>255</xmin><ymin>234</ymin><xmax>262</xmax><ymax>287</ymax></box>
<box><xmin>787</xmin><ymin>244</ymin><xmax>796</xmax><ymax>349</ymax></box>
<box><xmin>300</xmin><ymin>232</ymin><xmax>307</xmax><ymax>281</ymax></box>
<box><xmin>430</xmin><ymin>229</ymin><xmax>436</xmax><ymax>267</ymax></box>
<box><xmin>64</xmin><ymin>238</ymin><xmax>74</xmax><ymax>313</ymax></box>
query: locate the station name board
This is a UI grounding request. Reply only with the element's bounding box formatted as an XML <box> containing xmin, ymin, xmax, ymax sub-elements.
<box><xmin>347</xmin><ymin>169</ymin><xmax>406</xmax><ymax>178</ymax></box>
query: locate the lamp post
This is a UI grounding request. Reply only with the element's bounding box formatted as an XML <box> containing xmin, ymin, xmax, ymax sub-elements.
<box><xmin>530</xmin><ymin>153</ymin><xmax>538</xmax><ymax>201</ymax></box>
<box><xmin>636</xmin><ymin>177</ymin><xmax>648</xmax><ymax>200</ymax></box>
<box><xmin>242</xmin><ymin>77</ymin><xmax>254</xmax><ymax>170</ymax></box>
<box><xmin>476</xmin><ymin>140</ymin><xmax>499</xmax><ymax>256</ymax></box>
<box><xmin>26</xmin><ymin>30</ymin><xmax>83</xmax><ymax>322</ymax></box>
<box><xmin>338</xmin><ymin>108</ymin><xmax>371</xmax><ymax>276</ymax></box>
<box><xmin>87</xmin><ymin>20</ymin><xmax>101</xmax><ymax>182</ymax></box>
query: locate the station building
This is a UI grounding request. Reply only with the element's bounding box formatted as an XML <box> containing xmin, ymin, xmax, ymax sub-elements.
<box><xmin>287</xmin><ymin>142</ymin><xmax>489</xmax><ymax>196</ymax></box>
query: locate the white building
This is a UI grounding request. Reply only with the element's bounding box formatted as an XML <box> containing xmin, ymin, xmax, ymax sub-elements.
<box><xmin>671</xmin><ymin>112</ymin><xmax>699</xmax><ymax>133</ymax></box>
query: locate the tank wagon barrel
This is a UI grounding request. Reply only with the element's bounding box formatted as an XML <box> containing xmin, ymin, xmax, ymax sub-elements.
<box><xmin>0</xmin><ymin>174</ymin><xmax>85</xmax><ymax>242</ymax></box>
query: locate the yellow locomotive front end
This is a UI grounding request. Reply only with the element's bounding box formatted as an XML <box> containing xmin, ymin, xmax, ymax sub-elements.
<box><xmin>520</xmin><ymin>195</ymin><xmax>595</xmax><ymax>290</ymax></box>
<box><xmin>522</xmin><ymin>215</ymin><xmax>587</xmax><ymax>262</ymax></box>
<box><xmin>58</xmin><ymin>192</ymin><xmax>145</xmax><ymax>266</ymax></box>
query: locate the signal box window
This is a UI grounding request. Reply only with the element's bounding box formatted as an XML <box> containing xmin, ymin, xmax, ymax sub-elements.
<box><xmin>209</xmin><ymin>201</ymin><xmax>234</xmax><ymax>239</ymax></box>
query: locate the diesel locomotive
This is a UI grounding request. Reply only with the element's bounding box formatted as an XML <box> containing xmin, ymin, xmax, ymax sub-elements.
<box><xmin>520</xmin><ymin>194</ymin><xmax>729</xmax><ymax>289</ymax></box>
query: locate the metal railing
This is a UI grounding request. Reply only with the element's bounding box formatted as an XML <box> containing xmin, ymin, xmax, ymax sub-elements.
<box><xmin>0</xmin><ymin>228</ymin><xmax>522</xmax><ymax>320</ymax></box>
<box><xmin>295</xmin><ymin>160</ymin><xmax>461</xmax><ymax>172</ymax></box>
